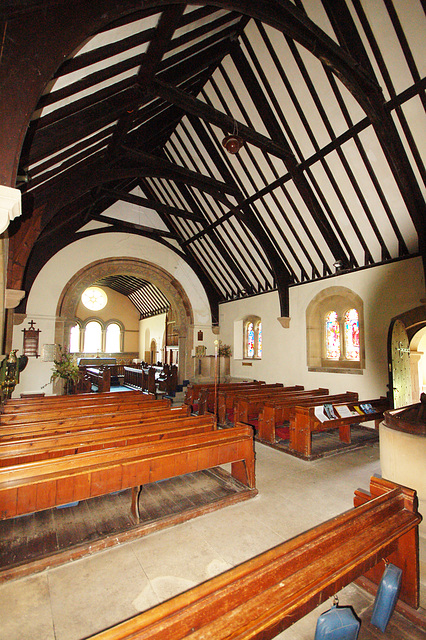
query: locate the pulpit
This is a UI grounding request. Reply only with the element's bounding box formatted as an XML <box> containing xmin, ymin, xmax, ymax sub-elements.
<box><xmin>193</xmin><ymin>355</ymin><xmax>230</xmax><ymax>382</ymax></box>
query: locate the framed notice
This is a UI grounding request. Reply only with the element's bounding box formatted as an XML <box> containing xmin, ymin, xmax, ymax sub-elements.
<box><xmin>22</xmin><ymin>320</ymin><xmax>41</xmax><ymax>358</ymax></box>
<box><xmin>42</xmin><ymin>344</ymin><xmax>57</xmax><ymax>362</ymax></box>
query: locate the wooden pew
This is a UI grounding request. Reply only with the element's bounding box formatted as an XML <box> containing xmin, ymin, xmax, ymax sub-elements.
<box><xmin>3</xmin><ymin>389</ymin><xmax>154</xmax><ymax>412</ymax></box>
<box><xmin>290</xmin><ymin>397</ymin><xmax>389</xmax><ymax>457</ymax></box>
<box><xmin>257</xmin><ymin>391</ymin><xmax>359</xmax><ymax>443</ymax></box>
<box><xmin>85</xmin><ymin>366</ymin><xmax>111</xmax><ymax>393</ymax></box>
<box><xmin>217</xmin><ymin>383</ymin><xmax>294</xmax><ymax>424</ymax></box>
<box><xmin>0</xmin><ymin>405</ymin><xmax>192</xmax><ymax>440</ymax></box>
<box><xmin>184</xmin><ymin>381</ymin><xmax>265</xmax><ymax>413</ymax></box>
<box><xmin>86</xmin><ymin>475</ymin><xmax>421</xmax><ymax>639</ymax></box>
<box><xmin>0</xmin><ymin>424</ymin><xmax>255</xmax><ymax>522</ymax></box>
<box><xmin>124</xmin><ymin>366</ymin><xmax>156</xmax><ymax>394</ymax></box>
<box><xmin>0</xmin><ymin>397</ymin><xmax>172</xmax><ymax>426</ymax></box>
<box><xmin>233</xmin><ymin>387</ymin><xmax>329</xmax><ymax>428</ymax></box>
<box><xmin>0</xmin><ymin>414</ymin><xmax>216</xmax><ymax>466</ymax></box>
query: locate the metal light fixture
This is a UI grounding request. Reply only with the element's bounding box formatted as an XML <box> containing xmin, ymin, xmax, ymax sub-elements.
<box><xmin>222</xmin><ymin>120</ymin><xmax>244</xmax><ymax>154</ymax></box>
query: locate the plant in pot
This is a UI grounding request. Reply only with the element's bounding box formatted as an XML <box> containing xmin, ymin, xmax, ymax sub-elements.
<box><xmin>51</xmin><ymin>346</ymin><xmax>81</xmax><ymax>394</ymax></box>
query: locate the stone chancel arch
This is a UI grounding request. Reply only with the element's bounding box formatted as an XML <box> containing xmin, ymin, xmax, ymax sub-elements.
<box><xmin>56</xmin><ymin>257</ymin><xmax>195</xmax><ymax>383</ymax></box>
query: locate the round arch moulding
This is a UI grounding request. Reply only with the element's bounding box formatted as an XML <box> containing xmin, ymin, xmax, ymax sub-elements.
<box><xmin>55</xmin><ymin>257</ymin><xmax>195</xmax><ymax>382</ymax></box>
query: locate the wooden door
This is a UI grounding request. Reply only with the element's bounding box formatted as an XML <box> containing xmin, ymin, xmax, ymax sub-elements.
<box><xmin>389</xmin><ymin>319</ymin><xmax>412</xmax><ymax>408</ymax></box>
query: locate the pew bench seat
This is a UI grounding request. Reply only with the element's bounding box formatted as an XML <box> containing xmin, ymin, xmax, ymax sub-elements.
<box><xmin>0</xmin><ymin>414</ymin><xmax>216</xmax><ymax>466</ymax></box>
<box><xmin>0</xmin><ymin>398</ymin><xmax>172</xmax><ymax>425</ymax></box>
<box><xmin>290</xmin><ymin>397</ymin><xmax>389</xmax><ymax>457</ymax></box>
<box><xmin>0</xmin><ymin>405</ymin><xmax>192</xmax><ymax>440</ymax></box>
<box><xmin>257</xmin><ymin>391</ymin><xmax>359</xmax><ymax>443</ymax></box>
<box><xmin>2</xmin><ymin>389</ymin><xmax>155</xmax><ymax>412</ymax></box>
<box><xmin>0</xmin><ymin>424</ymin><xmax>255</xmax><ymax>522</ymax></box>
<box><xmin>86</xmin><ymin>475</ymin><xmax>421</xmax><ymax>640</ymax></box>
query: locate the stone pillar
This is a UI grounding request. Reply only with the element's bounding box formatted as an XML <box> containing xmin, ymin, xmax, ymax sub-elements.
<box><xmin>4</xmin><ymin>288</ymin><xmax>26</xmax><ymax>355</ymax></box>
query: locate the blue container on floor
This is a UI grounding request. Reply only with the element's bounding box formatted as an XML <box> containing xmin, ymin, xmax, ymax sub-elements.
<box><xmin>371</xmin><ymin>563</ymin><xmax>402</xmax><ymax>632</ymax></box>
<box><xmin>314</xmin><ymin>604</ymin><xmax>360</xmax><ymax>640</ymax></box>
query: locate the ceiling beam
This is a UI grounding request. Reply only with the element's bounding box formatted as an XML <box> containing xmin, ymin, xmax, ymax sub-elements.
<box><xmin>150</xmin><ymin>78</ymin><xmax>295</xmax><ymax>162</ymax></box>
<box><xmin>99</xmin><ymin>187</ymin><xmax>205</xmax><ymax>222</ymax></box>
<box><xmin>108</xmin><ymin>5</ymin><xmax>186</xmax><ymax>157</ymax></box>
<box><xmin>120</xmin><ymin>145</ymin><xmax>240</xmax><ymax>206</ymax></box>
<box><xmin>90</xmin><ymin>213</ymin><xmax>182</xmax><ymax>242</ymax></box>
<box><xmin>230</xmin><ymin>40</ymin><xmax>348</xmax><ymax>265</ymax></box>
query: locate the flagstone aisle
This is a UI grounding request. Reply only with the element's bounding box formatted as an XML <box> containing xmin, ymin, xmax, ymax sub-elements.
<box><xmin>0</xmin><ymin>440</ymin><xmax>424</xmax><ymax>639</ymax></box>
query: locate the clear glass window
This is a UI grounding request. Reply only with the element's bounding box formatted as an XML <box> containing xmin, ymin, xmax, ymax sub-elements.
<box><xmin>81</xmin><ymin>286</ymin><xmax>107</xmax><ymax>311</ymax></box>
<box><xmin>84</xmin><ymin>321</ymin><xmax>102</xmax><ymax>353</ymax></box>
<box><xmin>105</xmin><ymin>323</ymin><xmax>121</xmax><ymax>352</ymax></box>
<box><xmin>69</xmin><ymin>324</ymin><xmax>80</xmax><ymax>353</ymax></box>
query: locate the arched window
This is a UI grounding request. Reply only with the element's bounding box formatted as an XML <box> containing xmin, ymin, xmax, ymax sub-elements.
<box><xmin>105</xmin><ymin>323</ymin><xmax>121</xmax><ymax>353</ymax></box>
<box><xmin>247</xmin><ymin>322</ymin><xmax>255</xmax><ymax>358</ymax></box>
<box><xmin>256</xmin><ymin>322</ymin><xmax>262</xmax><ymax>358</ymax></box>
<box><xmin>84</xmin><ymin>320</ymin><xmax>102</xmax><ymax>353</ymax></box>
<box><xmin>69</xmin><ymin>323</ymin><xmax>81</xmax><ymax>353</ymax></box>
<box><xmin>325</xmin><ymin>311</ymin><xmax>340</xmax><ymax>360</ymax></box>
<box><xmin>344</xmin><ymin>308</ymin><xmax>360</xmax><ymax>361</ymax></box>
<box><xmin>324</xmin><ymin>308</ymin><xmax>360</xmax><ymax>363</ymax></box>
<box><xmin>243</xmin><ymin>316</ymin><xmax>262</xmax><ymax>359</ymax></box>
<box><xmin>306</xmin><ymin>287</ymin><xmax>364</xmax><ymax>373</ymax></box>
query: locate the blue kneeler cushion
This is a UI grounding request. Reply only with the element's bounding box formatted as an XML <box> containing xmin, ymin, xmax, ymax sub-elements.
<box><xmin>371</xmin><ymin>562</ymin><xmax>402</xmax><ymax>632</ymax></box>
<box><xmin>314</xmin><ymin>602</ymin><xmax>360</xmax><ymax>640</ymax></box>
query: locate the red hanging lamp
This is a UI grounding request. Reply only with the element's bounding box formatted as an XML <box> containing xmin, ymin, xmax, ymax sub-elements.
<box><xmin>222</xmin><ymin>120</ymin><xmax>244</xmax><ymax>154</ymax></box>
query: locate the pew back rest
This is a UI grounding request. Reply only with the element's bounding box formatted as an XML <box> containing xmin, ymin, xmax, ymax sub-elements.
<box><xmin>85</xmin><ymin>475</ymin><xmax>421</xmax><ymax>639</ymax></box>
<box><xmin>0</xmin><ymin>398</ymin><xmax>171</xmax><ymax>425</ymax></box>
<box><xmin>0</xmin><ymin>414</ymin><xmax>217</xmax><ymax>466</ymax></box>
<box><xmin>0</xmin><ymin>405</ymin><xmax>193</xmax><ymax>440</ymax></box>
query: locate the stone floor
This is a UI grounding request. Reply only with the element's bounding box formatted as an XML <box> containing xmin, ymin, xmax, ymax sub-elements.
<box><xmin>0</xmin><ymin>439</ymin><xmax>424</xmax><ymax>640</ymax></box>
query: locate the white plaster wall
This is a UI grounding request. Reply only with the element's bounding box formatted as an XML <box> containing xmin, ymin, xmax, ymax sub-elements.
<box><xmin>139</xmin><ymin>313</ymin><xmax>166</xmax><ymax>360</ymax></box>
<box><xmin>13</xmin><ymin>232</ymin><xmax>213</xmax><ymax>394</ymax></box>
<box><xmin>218</xmin><ymin>257</ymin><xmax>425</xmax><ymax>397</ymax></box>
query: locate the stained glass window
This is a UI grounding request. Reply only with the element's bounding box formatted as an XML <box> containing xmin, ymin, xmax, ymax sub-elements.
<box><xmin>326</xmin><ymin>311</ymin><xmax>340</xmax><ymax>360</ymax></box>
<box><xmin>247</xmin><ymin>322</ymin><xmax>255</xmax><ymax>358</ymax></box>
<box><xmin>344</xmin><ymin>308</ymin><xmax>360</xmax><ymax>361</ymax></box>
<box><xmin>257</xmin><ymin>322</ymin><xmax>262</xmax><ymax>358</ymax></box>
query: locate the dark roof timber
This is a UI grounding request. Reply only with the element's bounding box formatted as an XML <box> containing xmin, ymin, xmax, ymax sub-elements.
<box><xmin>2</xmin><ymin>0</ymin><xmax>424</xmax><ymax>320</ymax></box>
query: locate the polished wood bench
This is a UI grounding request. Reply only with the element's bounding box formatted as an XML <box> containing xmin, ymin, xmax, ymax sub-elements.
<box><xmin>0</xmin><ymin>414</ymin><xmax>217</xmax><ymax>466</ymax></box>
<box><xmin>217</xmin><ymin>384</ymin><xmax>297</xmax><ymax>424</ymax></box>
<box><xmin>198</xmin><ymin>383</ymin><xmax>273</xmax><ymax>414</ymax></box>
<box><xmin>290</xmin><ymin>397</ymin><xmax>389</xmax><ymax>457</ymax></box>
<box><xmin>185</xmin><ymin>381</ymin><xmax>265</xmax><ymax>412</ymax></box>
<box><xmin>86</xmin><ymin>475</ymin><xmax>421</xmax><ymax>639</ymax></box>
<box><xmin>0</xmin><ymin>405</ymin><xmax>194</xmax><ymax>441</ymax></box>
<box><xmin>233</xmin><ymin>388</ymin><xmax>329</xmax><ymax>428</ymax></box>
<box><xmin>3</xmin><ymin>389</ymin><xmax>156</xmax><ymax>412</ymax></box>
<box><xmin>85</xmin><ymin>366</ymin><xmax>111</xmax><ymax>392</ymax></box>
<box><xmin>0</xmin><ymin>405</ymin><xmax>192</xmax><ymax>439</ymax></box>
<box><xmin>0</xmin><ymin>423</ymin><xmax>255</xmax><ymax>522</ymax></box>
<box><xmin>0</xmin><ymin>397</ymin><xmax>172</xmax><ymax>425</ymax></box>
<box><xmin>257</xmin><ymin>391</ymin><xmax>359</xmax><ymax>443</ymax></box>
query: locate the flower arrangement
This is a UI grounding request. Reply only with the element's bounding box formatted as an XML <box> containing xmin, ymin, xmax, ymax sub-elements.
<box><xmin>50</xmin><ymin>346</ymin><xmax>81</xmax><ymax>390</ymax></box>
<box><xmin>218</xmin><ymin>343</ymin><xmax>232</xmax><ymax>357</ymax></box>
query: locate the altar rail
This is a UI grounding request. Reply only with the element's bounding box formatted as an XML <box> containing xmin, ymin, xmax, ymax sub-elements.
<box><xmin>87</xmin><ymin>475</ymin><xmax>421</xmax><ymax>640</ymax></box>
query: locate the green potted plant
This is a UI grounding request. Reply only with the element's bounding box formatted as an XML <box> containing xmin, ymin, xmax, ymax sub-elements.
<box><xmin>51</xmin><ymin>346</ymin><xmax>81</xmax><ymax>394</ymax></box>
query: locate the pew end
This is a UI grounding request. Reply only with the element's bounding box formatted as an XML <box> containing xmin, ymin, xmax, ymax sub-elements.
<box><xmin>86</xmin><ymin>475</ymin><xmax>421</xmax><ymax>640</ymax></box>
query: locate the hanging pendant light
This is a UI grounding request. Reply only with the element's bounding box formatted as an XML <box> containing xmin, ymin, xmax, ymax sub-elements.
<box><xmin>222</xmin><ymin>119</ymin><xmax>244</xmax><ymax>154</ymax></box>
